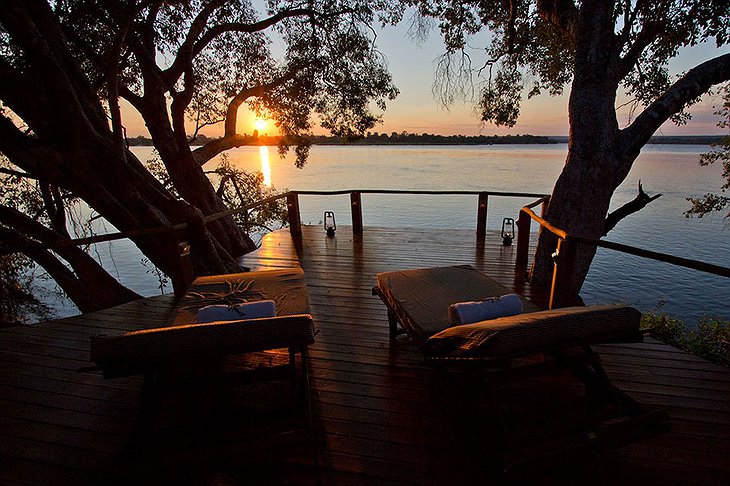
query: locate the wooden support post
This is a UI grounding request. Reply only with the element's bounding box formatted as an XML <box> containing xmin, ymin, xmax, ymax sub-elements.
<box><xmin>476</xmin><ymin>192</ymin><xmax>488</xmax><ymax>242</ymax></box>
<box><xmin>541</xmin><ymin>196</ymin><xmax>550</xmax><ymax>219</ymax></box>
<box><xmin>350</xmin><ymin>191</ymin><xmax>363</xmax><ymax>234</ymax></box>
<box><xmin>171</xmin><ymin>238</ymin><xmax>194</xmax><ymax>300</ymax></box>
<box><xmin>287</xmin><ymin>192</ymin><xmax>302</xmax><ymax>236</ymax></box>
<box><xmin>549</xmin><ymin>237</ymin><xmax>577</xmax><ymax>310</ymax></box>
<box><xmin>515</xmin><ymin>209</ymin><xmax>531</xmax><ymax>281</ymax></box>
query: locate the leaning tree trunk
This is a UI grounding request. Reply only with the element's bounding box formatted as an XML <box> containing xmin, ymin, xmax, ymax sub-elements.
<box><xmin>0</xmin><ymin>208</ymin><xmax>142</xmax><ymax>311</ymax></box>
<box><xmin>139</xmin><ymin>98</ymin><xmax>256</xmax><ymax>262</ymax></box>
<box><xmin>0</xmin><ymin>0</ymin><xmax>252</xmax><ymax>288</ymax></box>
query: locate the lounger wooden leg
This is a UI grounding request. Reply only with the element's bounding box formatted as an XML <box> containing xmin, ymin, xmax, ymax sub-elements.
<box><xmin>289</xmin><ymin>347</ymin><xmax>297</xmax><ymax>384</ymax></box>
<box><xmin>387</xmin><ymin>309</ymin><xmax>399</xmax><ymax>341</ymax></box>
<box><xmin>583</xmin><ymin>345</ymin><xmax>638</xmax><ymax>414</ymax></box>
<box><xmin>301</xmin><ymin>347</ymin><xmax>313</xmax><ymax>431</ymax></box>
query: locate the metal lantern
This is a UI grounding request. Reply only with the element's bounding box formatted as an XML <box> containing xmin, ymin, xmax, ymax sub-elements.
<box><xmin>324</xmin><ymin>211</ymin><xmax>336</xmax><ymax>237</ymax></box>
<box><xmin>501</xmin><ymin>217</ymin><xmax>515</xmax><ymax>246</ymax></box>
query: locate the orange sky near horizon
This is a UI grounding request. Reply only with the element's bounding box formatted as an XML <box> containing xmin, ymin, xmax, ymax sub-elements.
<box><xmin>119</xmin><ymin>22</ymin><xmax>729</xmax><ymax>139</ymax></box>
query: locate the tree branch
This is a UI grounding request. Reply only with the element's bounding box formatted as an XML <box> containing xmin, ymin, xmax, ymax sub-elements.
<box><xmin>0</xmin><ymin>58</ymin><xmax>47</xmax><ymax>126</ymax></box>
<box><xmin>617</xmin><ymin>27</ymin><xmax>657</xmax><ymax>80</ymax></box>
<box><xmin>191</xmin><ymin>133</ymin><xmax>259</xmax><ymax>166</ymax></box>
<box><xmin>621</xmin><ymin>53</ymin><xmax>730</xmax><ymax>159</ymax></box>
<box><xmin>163</xmin><ymin>7</ymin><xmax>315</xmax><ymax>82</ymax></box>
<box><xmin>0</xmin><ymin>206</ymin><xmax>142</xmax><ymax>310</ymax></box>
<box><xmin>0</xmin><ymin>113</ymin><xmax>61</xmax><ymax>177</ymax></box>
<box><xmin>170</xmin><ymin>67</ymin><xmax>197</xmax><ymax>146</ymax></box>
<box><xmin>603</xmin><ymin>180</ymin><xmax>662</xmax><ymax>235</ymax></box>
<box><xmin>162</xmin><ymin>0</ymin><xmax>228</xmax><ymax>80</ymax></box>
<box><xmin>118</xmin><ymin>84</ymin><xmax>144</xmax><ymax>112</ymax></box>
<box><xmin>223</xmin><ymin>74</ymin><xmax>298</xmax><ymax>137</ymax></box>
<box><xmin>0</xmin><ymin>167</ymin><xmax>41</xmax><ymax>180</ymax></box>
<box><xmin>39</xmin><ymin>183</ymin><xmax>70</xmax><ymax>238</ymax></box>
<box><xmin>615</xmin><ymin>1</ymin><xmax>670</xmax><ymax>80</ymax></box>
<box><xmin>1</xmin><ymin>0</ymin><xmax>109</xmax><ymax>135</ymax></box>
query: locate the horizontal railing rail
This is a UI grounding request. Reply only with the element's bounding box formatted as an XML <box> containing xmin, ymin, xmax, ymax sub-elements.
<box><xmin>293</xmin><ymin>189</ymin><xmax>549</xmax><ymax>197</ymax></box>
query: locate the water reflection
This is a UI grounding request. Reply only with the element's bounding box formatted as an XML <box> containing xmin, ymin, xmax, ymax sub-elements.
<box><xmin>259</xmin><ymin>146</ymin><xmax>271</xmax><ymax>187</ymax></box>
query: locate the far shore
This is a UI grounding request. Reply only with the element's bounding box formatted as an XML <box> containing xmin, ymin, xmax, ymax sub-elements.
<box><xmin>126</xmin><ymin>133</ymin><xmax>726</xmax><ymax>147</ymax></box>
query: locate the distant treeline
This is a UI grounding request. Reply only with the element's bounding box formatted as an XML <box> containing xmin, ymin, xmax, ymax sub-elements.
<box><xmin>127</xmin><ymin>132</ymin><xmax>556</xmax><ymax>146</ymax></box>
<box><xmin>550</xmin><ymin>135</ymin><xmax>726</xmax><ymax>145</ymax></box>
<box><xmin>309</xmin><ymin>132</ymin><xmax>556</xmax><ymax>145</ymax></box>
<box><xmin>127</xmin><ymin>133</ymin><xmax>725</xmax><ymax>147</ymax></box>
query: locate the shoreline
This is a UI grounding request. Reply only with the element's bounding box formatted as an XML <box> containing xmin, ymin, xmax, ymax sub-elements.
<box><xmin>127</xmin><ymin>134</ymin><xmax>726</xmax><ymax>147</ymax></box>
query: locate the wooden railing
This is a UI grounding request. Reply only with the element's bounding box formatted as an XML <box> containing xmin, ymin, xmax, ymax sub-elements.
<box><xmin>516</xmin><ymin>197</ymin><xmax>730</xmax><ymax>310</ymax></box>
<box><xmin>285</xmin><ymin>189</ymin><xmax>547</xmax><ymax>239</ymax></box>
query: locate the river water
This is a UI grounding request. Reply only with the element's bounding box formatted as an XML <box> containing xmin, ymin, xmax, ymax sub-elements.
<box><xmin>41</xmin><ymin>144</ymin><xmax>730</xmax><ymax>324</ymax></box>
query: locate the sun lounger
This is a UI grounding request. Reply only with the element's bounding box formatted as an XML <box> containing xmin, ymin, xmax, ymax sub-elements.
<box><xmin>373</xmin><ymin>265</ymin><xmax>669</xmax><ymax>471</ymax></box>
<box><xmin>91</xmin><ymin>268</ymin><xmax>314</xmax><ymax>377</ymax></box>
<box><xmin>90</xmin><ymin>267</ymin><xmax>315</xmax><ymax>430</ymax></box>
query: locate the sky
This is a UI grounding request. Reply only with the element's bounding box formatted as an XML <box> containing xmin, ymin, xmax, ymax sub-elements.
<box><xmin>121</xmin><ymin>13</ymin><xmax>729</xmax><ymax>138</ymax></box>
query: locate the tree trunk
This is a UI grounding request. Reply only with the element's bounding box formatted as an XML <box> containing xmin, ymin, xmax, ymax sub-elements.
<box><xmin>140</xmin><ymin>105</ymin><xmax>256</xmax><ymax>263</ymax></box>
<box><xmin>529</xmin><ymin>1</ymin><xmax>634</xmax><ymax>297</ymax></box>
<box><xmin>0</xmin><ymin>208</ymin><xmax>142</xmax><ymax>311</ymax></box>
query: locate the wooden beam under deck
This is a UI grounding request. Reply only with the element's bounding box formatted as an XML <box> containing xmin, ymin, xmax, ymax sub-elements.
<box><xmin>1</xmin><ymin>226</ymin><xmax>728</xmax><ymax>485</ymax></box>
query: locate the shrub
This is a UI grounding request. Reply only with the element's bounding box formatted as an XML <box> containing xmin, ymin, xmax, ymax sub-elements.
<box><xmin>642</xmin><ymin>312</ymin><xmax>730</xmax><ymax>367</ymax></box>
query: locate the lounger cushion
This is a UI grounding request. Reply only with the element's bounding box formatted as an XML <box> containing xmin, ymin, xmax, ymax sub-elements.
<box><xmin>376</xmin><ymin>265</ymin><xmax>540</xmax><ymax>345</ymax></box>
<box><xmin>197</xmin><ymin>300</ymin><xmax>276</xmax><ymax>322</ymax></box>
<box><xmin>91</xmin><ymin>268</ymin><xmax>315</xmax><ymax>378</ymax></box>
<box><xmin>425</xmin><ymin>305</ymin><xmax>642</xmax><ymax>358</ymax></box>
<box><xmin>171</xmin><ymin>268</ymin><xmax>310</xmax><ymax>325</ymax></box>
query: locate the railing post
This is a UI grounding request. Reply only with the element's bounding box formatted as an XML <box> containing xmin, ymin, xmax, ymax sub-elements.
<box><xmin>476</xmin><ymin>192</ymin><xmax>488</xmax><ymax>242</ymax></box>
<box><xmin>351</xmin><ymin>191</ymin><xmax>363</xmax><ymax>234</ymax></box>
<box><xmin>287</xmin><ymin>192</ymin><xmax>301</xmax><ymax>236</ymax></box>
<box><xmin>549</xmin><ymin>237</ymin><xmax>577</xmax><ymax>310</ymax></box>
<box><xmin>541</xmin><ymin>196</ymin><xmax>550</xmax><ymax>219</ymax></box>
<box><xmin>515</xmin><ymin>209</ymin><xmax>531</xmax><ymax>280</ymax></box>
<box><xmin>172</xmin><ymin>239</ymin><xmax>194</xmax><ymax>301</ymax></box>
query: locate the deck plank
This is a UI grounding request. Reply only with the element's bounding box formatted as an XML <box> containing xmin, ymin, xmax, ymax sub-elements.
<box><xmin>1</xmin><ymin>225</ymin><xmax>728</xmax><ymax>485</ymax></box>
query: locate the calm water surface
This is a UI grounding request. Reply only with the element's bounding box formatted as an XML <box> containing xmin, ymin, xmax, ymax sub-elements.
<box><xmin>45</xmin><ymin>144</ymin><xmax>729</xmax><ymax>324</ymax></box>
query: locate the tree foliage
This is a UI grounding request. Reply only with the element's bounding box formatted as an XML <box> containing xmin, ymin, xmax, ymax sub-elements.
<box><xmin>0</xmin><ymin>253</ymin><xmax>55</xmax><ymax>326</ymax></box>
<box><xmin>686</xmin><ymin>83</ymin><xmax>730</xmax><ymax>219</ymax></box>
<box><xmin>0</xmin><ymin>0</ymin><xmax>401</xmax><ymax>319</ymax></box>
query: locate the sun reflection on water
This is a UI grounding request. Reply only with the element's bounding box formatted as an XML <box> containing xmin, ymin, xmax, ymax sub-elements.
<box><xmin>259</xmin><ymin>146</ymin><xmax>271</xmax><ymax>187</ymax></box>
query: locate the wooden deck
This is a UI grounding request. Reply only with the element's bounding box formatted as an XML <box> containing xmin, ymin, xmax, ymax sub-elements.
<box><xmin>1</xmin><ymin>226</ymin><xmax>729</xmax><ymax>485</ymax></box>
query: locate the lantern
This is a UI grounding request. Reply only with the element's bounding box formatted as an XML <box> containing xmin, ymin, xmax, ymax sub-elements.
<box><xmin>324</xmin><ymin>211</ymin><xmax>336</xmax><ymax>237</ymax></box>
<box><xmin>501</xmin><ymin>217</ymin><xmax>515</xmax><ymax>246</ymax></box>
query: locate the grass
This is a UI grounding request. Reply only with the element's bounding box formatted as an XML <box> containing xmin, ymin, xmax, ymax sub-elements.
<box><xmin>641</xmin><ymin>312</ymin><xmax>730</xmax><ymax>367</ymax></box>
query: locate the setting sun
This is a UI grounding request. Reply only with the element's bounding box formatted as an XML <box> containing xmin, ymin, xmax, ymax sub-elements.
<box><xmin>254</xmin><ymin>118</ymin><xmax>268</xmax><ymax>132</ymax></box>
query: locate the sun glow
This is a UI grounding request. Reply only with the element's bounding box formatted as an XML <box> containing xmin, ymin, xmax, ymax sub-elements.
<box><xmin>259</xmin><ymin>146</ymin><xmax>272</xmax><ymax>187</ymax></box>
<box><xmin>254</xmin><ymin>118</ymin><xmax>268</xmax><ymax>132</ymax></box>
